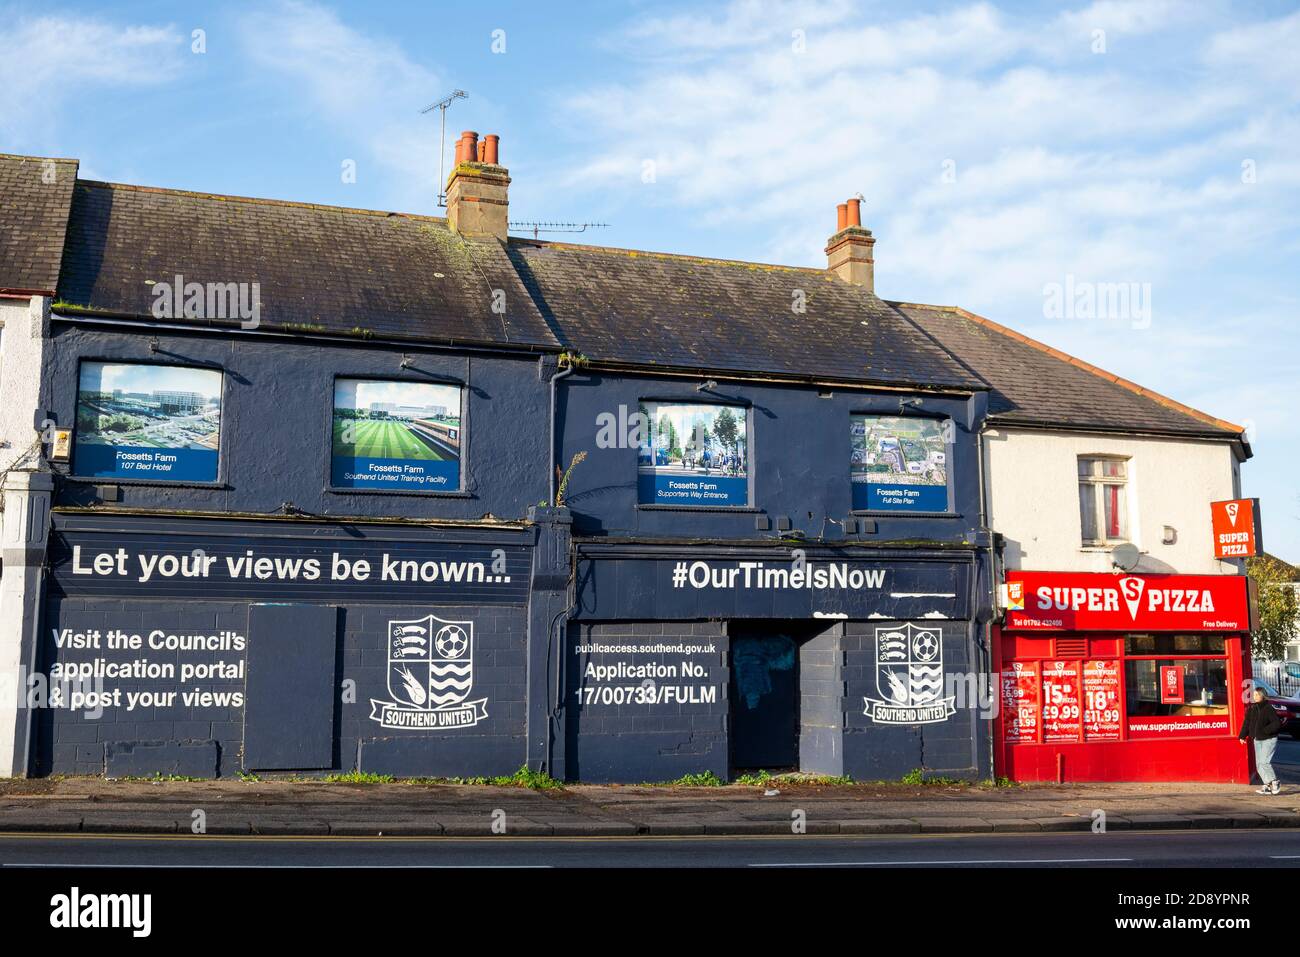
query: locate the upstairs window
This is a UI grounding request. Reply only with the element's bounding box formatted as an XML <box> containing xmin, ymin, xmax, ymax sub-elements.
<box><xmin>851</xmin><ymin>415</ymin><xmax>950</xmax><ymax>512</ymax></box>
<box><xmin>331</xmin><ymin>378</ymin><xmax>462</xmax><ymax>492</ymax></box>
<box><xmin>637</xmin><ymin>402</ymin><xmax>749</xmax><ymax>507</ymax></box>
<box><xmin>1078</xmin><ymin>456</ymin><xmax>1128</xmax><ymax>545</ymax></box>
<box><xmin>74</xmin><ymin>361</ymin><xmax>223</xmax><ymax>483</ymax></box>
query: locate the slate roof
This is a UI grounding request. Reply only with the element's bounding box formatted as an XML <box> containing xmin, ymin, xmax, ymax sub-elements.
<box><xmin>54</xmin><ymin>180</ymin><xmax>559</xmax><ymax>350</ymax></box>
<box><xmin>896</xmin><ymin>302</ymin><xmax>1244</xmax><ymax>440</ymax></box>
<box><xmin>508</xmin><ymin>239</ymin><xmax>980</xmax><ymax>390</ymax></box>
<box><xmin>0</xmin><ymin>153</ymin><xmax>79</xmax><ymax>295</ymax></box>
<box><xmin>0</xmin><ymin>152</ymin><xmax>1242</xmax><ymax>441</ymax></box>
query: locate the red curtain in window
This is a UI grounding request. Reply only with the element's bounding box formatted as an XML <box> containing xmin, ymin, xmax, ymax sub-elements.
<box><xmin>1106</xmin><ymin>485</ymin><xmax>1121</xmax><ymax>538</ymax></box>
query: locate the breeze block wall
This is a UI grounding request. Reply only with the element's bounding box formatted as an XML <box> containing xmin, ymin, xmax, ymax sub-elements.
<box><xmin>350</xmin><ymin>603</ymin><xmax>528</xmax><ymax>778</ymax></box>
<box><xmin>35</xmin><ymin>595</ymin><xmax>531</xmax><ymax>780</ymax></box>
<box><xmin>842</xmin><ymin>619</ymin><xmax>988</xmax><ymax>781</ymax></box>
<box><xmin>565</xmin><ymin>620</ymin><xmax>729</xmax><ymax>783</ymax></box>
<box><xmin>34</xmin><ymin>597</ymin><xmax>250</xmax><ymax>778</ymax></box>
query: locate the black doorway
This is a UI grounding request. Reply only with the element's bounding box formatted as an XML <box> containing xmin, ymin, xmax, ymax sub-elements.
<box><xmin>729</xmin><ymin>625</ymin><xmax>800</xmax><ymax>771</ymax></box>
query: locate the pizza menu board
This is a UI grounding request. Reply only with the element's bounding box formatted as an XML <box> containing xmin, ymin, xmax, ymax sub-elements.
<box><xmin>1001</xmin><ymin>661</ymin><xmax>1039</xmax><ymax>743</ymax></box>
<box><xmin>1041</xmin><ymin>660</ymin><xmax>1082</xmax><ymax>742</ymax></box>
<box><xmin>1082</xmin><ymin>660</ymin><xmax>1121</xmax><ymax>740</ymax></box>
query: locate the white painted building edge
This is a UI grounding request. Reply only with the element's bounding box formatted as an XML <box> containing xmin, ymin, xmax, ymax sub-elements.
<box><xmin>0</xmin><ymin>296</ymin><xmax>48</xmax><ymax>478</ymax></box>
<box><xmin>982</xmin><ymin>426</ymin><xmax>1242</xmax><ymax>577</ymax></box>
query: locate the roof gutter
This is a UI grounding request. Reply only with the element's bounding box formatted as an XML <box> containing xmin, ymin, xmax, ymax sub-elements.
<box><xmin>49</xmin><ymin>310</ymin><xmax>986</xmax><ymax>397</ymax></box>
<box><xmin>1</xmin><ymin>288</ymin><xmax>53</xmax><ymax>299</ymax></box>
<box><xmin>983</xmin><ymin>416</ymin><xmax>1252</xmax><ymax>459</ymax></box>
<box><xmin>560</xmin><ymin>356</ymin><xmax>983</xmax><ymax>398</ymax></box>
<box><xmin>50</xmin><ymin>310</ymin><xmax>557</xmax><ymax>361</ymax></box>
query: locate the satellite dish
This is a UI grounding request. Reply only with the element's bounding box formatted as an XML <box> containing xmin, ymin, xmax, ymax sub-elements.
<box><xmin>1111</xmin><ymin>543</ymin><xmax>1141</xmax><ymax>571</ymax></box>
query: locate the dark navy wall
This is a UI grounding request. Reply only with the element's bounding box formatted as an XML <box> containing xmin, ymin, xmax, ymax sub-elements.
<box><xmin>37</xmin><ymin>597</ymin><xmax>250</xmax><ymax>778</ymax></box>
<box><xmin>842</xmin><ymin>620</ymin><xmax>986</xmax><ymax>780</ymax></box>
<box><xmin>566</xmin><ymin>621</ymin><xmax>729</xmax><ymax>783</ymax></box>
<box><xmin>555</xmin><ymin>370</ymin><xmax>985</xmax><ymax>541</ymax></box>
<box><xmin>47</xmin><ymin>322</ymin><xmax>551</xmax><ymax>521</ymax></box>
<box><xmin>562</xmin><ymin>618</ymin><xmax>992</xmax><ymax>783</ymax></box>
<box><xmin>32</xmin><ymin>323</ymin><xmax>998</xmax><ymax>784</ymax></box>
<box><xmin>348</xmin><ymin>603</ymin><xmax>527</xmax><ymax>778</ymax></box>
<box><xmin>35</xmin><ymin>596</ymin><xmax>529</xmax><ymax>779</ymax></box>
<box><xmin>36</xmin><ymin>514</ymin><xmax>535</xmax><ymax>779</ymax></box>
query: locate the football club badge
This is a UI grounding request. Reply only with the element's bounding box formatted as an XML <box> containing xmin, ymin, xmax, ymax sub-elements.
<box><xmin>864</xmin><ymin>623</ymin><xmax>956</xmax><ymax>725</ymax></box>
<box><xmin>369</xmin><ymin>614</ymin><xmax>488</xmax><ymax>730</ymax></box>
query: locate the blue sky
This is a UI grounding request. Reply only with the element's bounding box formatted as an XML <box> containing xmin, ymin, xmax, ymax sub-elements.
<box><xmin>5</xmin><ymin>0</ymin><xmax>1298</xmax><ymax>557</ymax></box>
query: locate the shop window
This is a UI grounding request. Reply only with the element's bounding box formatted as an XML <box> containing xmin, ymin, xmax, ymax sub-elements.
<box><xmin>1124</xmin><ymin>634</ymin><xmax>1226</xmax><ymax>656</ymax></box>
<box><xmin>1078</xmin><ymin>455</ymin><xmax>1128</xmax><ymax>545</ymax></box>
<box><xmin>637</xmin><ymin>402</ymin><xmax>749</xmax><ymax>506</ymax></box>
<box><xmin>73</xmin><ymin>360</ymin><xmax>223</xmax><ymax>482</ymax></box>
<box><xmin>850</xmin><ymin>414</ymin><xmax>950</xmax><ymax>512</ymax></box>
<box><xmin>330</xmin><ymin>378</ymin><xmax>462</xmax><ymax>491</ymax></box>
<box><xmin>1124</xmin><ymin>659</ymin><xmax>1228</xmax><ymax>716</ymax></box>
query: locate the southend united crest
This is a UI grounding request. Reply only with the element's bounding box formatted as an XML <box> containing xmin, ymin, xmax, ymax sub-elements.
<box><xmin>863</xmin><ymin>623</ymin><xmax>955</xmax><ymax>725</ymax></box>
<box><xmin>369</xmin><ymin>614</ymin><xmax>488</xmax><ymax>730</ymax></box>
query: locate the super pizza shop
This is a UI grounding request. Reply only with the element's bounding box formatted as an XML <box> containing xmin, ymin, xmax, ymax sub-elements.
<box><xmin>561</xmin><ymin>543</ymin><xmax>993</xmax><ymax>784</ymax></box>
<box><xmin>994</xmin><ymin>570</ymin><xmax>1256</xmax><ymax>783</ymax></box>
<box><xmin>32</xmin><ymin>512</ymin><xmax>538</xmax><ymax>779</ymax></box>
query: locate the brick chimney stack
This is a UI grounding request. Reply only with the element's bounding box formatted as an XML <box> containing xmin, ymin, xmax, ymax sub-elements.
<box><xmin>825</xmin><ymin>197</ymin><xmax>875</xmax><ymax>291</ymax></box>
<box><xmin>446</xmin><ymin>131</ymin><xmax>510</xmax><ymax>240</ymax></box>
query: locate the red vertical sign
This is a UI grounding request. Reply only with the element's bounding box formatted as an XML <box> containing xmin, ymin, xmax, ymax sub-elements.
<box><xmin>1001</xmin><ymin>661</ymin><xmax>1040</xmax><ymax>743</ymax></box>
<box><xmin>1082</xmin><ymin>660</ymin><xmax>1121</xmax><ymax>740</ymax></box>
<box><xmin>1211</xmin><ymin>498</ymin><xmax>1262</xmax><ymax>559</ymax></box>
<box><xmin>1160</xmin><ymin>665</ymin><xmax>1185</xmax><ymax>704</ymax></box>
<box><xmin>1042</xmin><ymin>660</ymin><xmax>1082</xmax><ymax>742</ymax></box>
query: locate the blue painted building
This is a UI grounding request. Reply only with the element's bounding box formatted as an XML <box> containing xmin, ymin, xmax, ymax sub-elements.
<box><xmin>1</xmin><ymin>144</ymin><xmax>1002</xmax><ymax>783</ymax></box>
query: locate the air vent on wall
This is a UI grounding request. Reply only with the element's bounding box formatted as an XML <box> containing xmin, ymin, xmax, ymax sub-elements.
<box><xmin>1053</xmin><ymin>637</ymin><xmax>1088</xmax><ymax>659</ymax></box>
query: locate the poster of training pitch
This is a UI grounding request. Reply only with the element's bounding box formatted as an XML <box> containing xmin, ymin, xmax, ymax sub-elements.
<box><xmin>850</xmin><ymin>415</ymin><xmax>949</xmax><ymax>512</ymax></box>
<box><xmin>74</xmin><ymin>362</ymin><xmax>222</xmax><ymax>482</ymax></box>
<box><xmin>637</xmin><ymin>402</ymin><xmax>749</xmax><ymax>506</ymax></box>
<box><xmin>331</xmin><ymin>379</ymin><xmax>462</xmax><ymax>490</ymax></box>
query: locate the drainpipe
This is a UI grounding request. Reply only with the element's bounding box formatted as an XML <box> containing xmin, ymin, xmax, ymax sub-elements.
<box><xmin>549</xmin><ymin>356</ymin><xmax>576</xmax><ymax>505</ymax></box>
<box><xmin>974</xmin><ymin>397</ymin><xmax>997</xmax><ymax>780</ymax></box>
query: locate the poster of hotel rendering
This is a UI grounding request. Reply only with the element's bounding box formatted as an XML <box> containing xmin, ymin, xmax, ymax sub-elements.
<box><xmin>638</xmin><ymin>402</ymin><xmax>748</xmax><ymax>506</ymax></box>
<box><xmin>851</xmin><ymin>415</ymin><xmax>948</xmax><ymax>512</ymax></box>
<box><xmin>331</xmin><ymin>379</ymin><xmax>462</xmax><ymax>490</ymax></box>
<box><xmin>74</xmin><ymin>362</ymin><xmax>223</xmax><ymax>482</ymax></box>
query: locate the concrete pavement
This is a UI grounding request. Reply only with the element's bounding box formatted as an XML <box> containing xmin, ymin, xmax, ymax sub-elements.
<box><xmin>2</xmin><ymin>774</ymin><xmax>1299</xmax><ymax>837</ymax></box>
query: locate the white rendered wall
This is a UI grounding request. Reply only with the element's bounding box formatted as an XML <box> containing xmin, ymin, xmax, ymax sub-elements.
<box><xmin>0</xmin><ymin>297</ymin><xmax>47</xmax><ymax>472</ymax></box>
<box><xmin>983</xmin><ymin>427</ymin><xmax>1241</xmax><ymax>576</ymax></box>
<box><xmin>0</xmin><ymin>297</ymin><xmax>50</xmax><ymax>775</ymax></box>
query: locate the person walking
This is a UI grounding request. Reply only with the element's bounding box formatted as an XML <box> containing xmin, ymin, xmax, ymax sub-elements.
<box><xmin>1239</xmin><ymin>686</ymin><xmax>1283</xmax><ymax>795</ymax></box>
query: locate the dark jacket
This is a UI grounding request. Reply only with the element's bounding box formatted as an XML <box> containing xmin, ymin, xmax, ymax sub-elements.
<box><xmin>1239</xmin><ymin>700</ymin><xmax>1283</xmax><ymax>741</ymax></box>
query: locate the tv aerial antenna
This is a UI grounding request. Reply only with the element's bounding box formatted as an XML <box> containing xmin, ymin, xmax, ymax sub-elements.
<box><xmin>421</xmin><ymin>89</ymin><xmax>468</xmax><ymax>208</ymax></box>
<box><xmin>508</xmin><ymin>221</ymin><xmax>611</xmax><ymax>240</ymax></box>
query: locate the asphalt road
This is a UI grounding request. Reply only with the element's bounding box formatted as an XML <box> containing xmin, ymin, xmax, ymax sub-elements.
<box><xmin>3</xmin><ymin>828</ymin><xmax>1300</xmax><ymax>868</ymax></box>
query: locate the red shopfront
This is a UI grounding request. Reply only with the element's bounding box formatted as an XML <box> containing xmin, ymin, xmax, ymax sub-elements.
<box><xmin>994</xmin><ymin>571</ymin><xmax>1256</xmax><ymax>783</ymax></box>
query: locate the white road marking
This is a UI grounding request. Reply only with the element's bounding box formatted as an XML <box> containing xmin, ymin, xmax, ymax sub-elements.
<box><xmin>3</xmin><ymin>863</ymin><xmax>550</xmax><ymax>869</ymax></box>
<box><xmin>750</xmin><ymin>857</ymin><xmax>1133</xmax><ymax>867</ymax></box>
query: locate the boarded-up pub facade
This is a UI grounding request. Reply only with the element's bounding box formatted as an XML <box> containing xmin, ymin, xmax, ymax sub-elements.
<box><xmin>0</xmin><ymin>142</ymin><xmax>1252</xmax><ymax>783</ymax></box>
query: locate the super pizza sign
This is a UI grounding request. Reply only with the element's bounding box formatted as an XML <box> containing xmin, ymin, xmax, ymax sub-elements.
<box><xmin>1003</xmin><ymin>572</ymin><xmax>1252</xmax><ymax>632</ymax></box>
<box><xmin>1211</xmin><ymin>498</ymin><xmax>1262</xmax><ymax>559</ymax></box>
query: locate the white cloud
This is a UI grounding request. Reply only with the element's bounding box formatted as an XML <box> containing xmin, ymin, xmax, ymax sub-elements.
<box><xmin>237</xmin><ymin>0</ymin><xmax>445</xmax><ymax>211</ymax></box>
<box><xmin>1057</xmin><ymin>0</ymin><xmax>1189</xmax><ymax>38</ymax></box>
<box><xmin>557</xmin><ymin>0</ymin><xmax>1299</xmax><ymax>306</ymax></box>
<box><xmin>0</xmin><ymin>13</ymin><xmax>184</xmax><ymax>145</ymax></box>
<box><xmin>549</xmin><ymin>0</ymin><xmax>1300</xmax><ymax>551</ymax></box>
<box><xmin>1206</xmin><ymin>6</ymin><xmax>1300</xmax><ymax>84</ymax></box>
